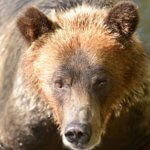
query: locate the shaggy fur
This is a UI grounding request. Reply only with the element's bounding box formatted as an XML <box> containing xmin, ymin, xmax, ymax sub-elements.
<box><xmin>0</xmin><ymin>0</ymin><xmax>150</xmax><ymax>150</ymax></box>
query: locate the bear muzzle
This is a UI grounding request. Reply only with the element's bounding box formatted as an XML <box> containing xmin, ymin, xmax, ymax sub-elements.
<box><xmin>65</xmin><ymin>123</ymin><xmax>92</xmax><ymax>146</ymax></box>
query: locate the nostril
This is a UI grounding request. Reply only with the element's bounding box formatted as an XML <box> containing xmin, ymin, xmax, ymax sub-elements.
<box><xmin>77</xmin><ymin>131</ymin><xmax>83</xmax><ymax>138</ymax></box>
<box><xmin>65</xmin><ymin>129</ymin><xmax>80</xmax><ymax>143</ymax></box>
<box><xmin>65</xmin><ymin>130</ymin><xmax>83</xmax><ymax>138</ymax></box>
<box><xmin>65</xmin><ymin>131</ymin><xmax>74</xmax><ymax>137</ymax></box>
<box><xmin>65</xmin><ymin>131</ymin><xmax>76</xmax><ymax>142</ymax></box>
<box><xmin>64</xmin><ymin>123</ymin><xmax>91</xmax><ymax>145</ymax></box>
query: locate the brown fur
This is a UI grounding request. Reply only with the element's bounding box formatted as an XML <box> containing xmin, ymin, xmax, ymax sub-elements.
<box><xmin>105</xmin><ymin>1</ymin><xmax>139</xmax><ymax>39</ymax></box>
<box><xmin>20</xmin><ymin>2</ymin><xmax>146</xmax><ymax>126</ymax></box>
<box><xmin>17</xmin><ymin>7</ymin><xmax>59</xmax><ymax>43</ymax></box>
<box><xmin>0</xmin><ymin>0</ymin><xmax>150</xmax><ymax>150</ymax></box>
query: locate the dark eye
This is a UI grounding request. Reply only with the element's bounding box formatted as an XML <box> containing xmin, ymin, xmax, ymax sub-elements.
<box><xmin>94</xmin><ymin>79</ymin><xmax>107</xmax><ymax>89</ymax></box>
<box><xmin>54</xmin><ymin>80</ymin><xmax>64</xmax><ymax>89</ymax></box>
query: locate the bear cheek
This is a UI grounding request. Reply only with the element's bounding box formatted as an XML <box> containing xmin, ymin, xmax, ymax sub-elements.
<box><xmin>51</xmin><ymin>101</ymin><xmax>64</xmax><ymax>126</ymax></box>
<box><xmin>38</xmin><ymin>80</ymin><xmax>64</xmax><ymax>126</ymax></box>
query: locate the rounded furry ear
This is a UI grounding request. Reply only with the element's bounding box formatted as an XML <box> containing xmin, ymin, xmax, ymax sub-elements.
<box><xmin>105</xmin><ymin>2</ymin><xmax>139</xmax><ymax>39</ymax></box>
<box><xmin>17</xmin><ymin>7</ymin><xmax>58</xmax><ymax>43</ymax></box>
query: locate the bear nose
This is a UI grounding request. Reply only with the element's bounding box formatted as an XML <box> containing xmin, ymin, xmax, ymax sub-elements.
<box><xmin>64</xmin><ymin>123</ymin><xmax>91</xmax><ymax>145</ymax></box>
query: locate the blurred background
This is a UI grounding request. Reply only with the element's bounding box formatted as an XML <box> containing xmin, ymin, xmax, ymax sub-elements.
<box><xmin>134</xmin><ymin>0</ymin><xmax>150</xmax><ymax>54</ymax></box>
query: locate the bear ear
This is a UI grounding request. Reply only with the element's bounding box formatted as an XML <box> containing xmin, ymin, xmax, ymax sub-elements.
<box><xmin>105</xmin><ymin>2</ymin><xmax>139</xmax><ymax>39</ymax></box>
<box><xmin>17</xmin><ymin>7</ymin><xmax>58</xmax><ymax>43</ymax></box>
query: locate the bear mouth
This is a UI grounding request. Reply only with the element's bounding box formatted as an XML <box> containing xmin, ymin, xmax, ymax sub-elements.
<box><xmin>66</xmin><ymin>142</ymin><xmax>99</xmax><ymax>150</ymax></box>
<box><xmin>71</xmin><ymin>144</ymin><xmax>89</xmax><ymax>150</ymax></box>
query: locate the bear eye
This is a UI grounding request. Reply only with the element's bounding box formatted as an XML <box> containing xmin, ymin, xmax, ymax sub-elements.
<box><xmin>54</xmin><ymin>80</ymin><xmax>64</xmax><ymax>89</ymax></box>
<box><xmin>94</xmin><ymin>79</ymin><xmax>107</xmax><ymax>89</ymax></box>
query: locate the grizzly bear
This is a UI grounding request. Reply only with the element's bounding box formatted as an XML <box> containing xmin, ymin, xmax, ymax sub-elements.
<box><xmin>0</xmin><ymin>0</ymin><xmax>150</xmax><ymax>150</ymax></box>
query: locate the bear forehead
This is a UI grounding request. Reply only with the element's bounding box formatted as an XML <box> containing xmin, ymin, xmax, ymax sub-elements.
<box><xmin>33</xmin><ymin>36</ymin><xmax>124</xmax><ymax>86</ymax></box>
<box><xmin>36</xmin><ymin>30</ymin><xmax>121</xmax><ymax>71</ymax></box>
<box><xmin>31</xmin><ymin>26</ymin><xmax>124</xmax><ymax>79</ymax></box>
<box><xmin>51</xmin><ymin>50</ymin><xmax>109</xmax><ymax>87</ymax></box>
<box><xmin>57</xmin><ymin>5</ymin><xmax>108</xmax><ymax>30</ymax></box>
<box><xmin>37</xmin><ymin>21</ymin><xmax>120</xmax><ymax>56</ymax></box>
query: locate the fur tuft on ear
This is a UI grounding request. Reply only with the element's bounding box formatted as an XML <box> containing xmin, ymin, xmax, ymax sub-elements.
<box><xmin>105</xmin><ymin>1</ymin><xmax>139</xmax><ymax>39</ymax></box>
<box><xmin>17</xmin><ymin>7</ymin><xmax>57</xmax><ymax>43</ymax></box>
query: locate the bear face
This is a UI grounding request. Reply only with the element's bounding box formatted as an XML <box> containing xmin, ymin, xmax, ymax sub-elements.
<box><xmin>17</xmin><ymin>2</ymin><xmax>147</xmax><ymax>150</ymax></box>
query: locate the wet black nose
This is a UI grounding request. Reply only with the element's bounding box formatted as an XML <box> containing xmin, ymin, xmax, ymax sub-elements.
<box><xmin>64</xmin><ymin>123</ymin><xmax>91</xmax><ymax>145</ymax></box>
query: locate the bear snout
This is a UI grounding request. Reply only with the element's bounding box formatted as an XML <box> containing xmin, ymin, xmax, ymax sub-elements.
<box><xmin>64</xmin><ymin>123</ymin><xmax>92</xmax><ymax>147</ymax></box>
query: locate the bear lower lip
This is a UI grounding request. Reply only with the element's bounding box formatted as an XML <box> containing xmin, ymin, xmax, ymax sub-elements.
<box><xmin>71</xmin><ymin>143</ymin><xmax>89</xmax><ymax>150</ymax></box>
